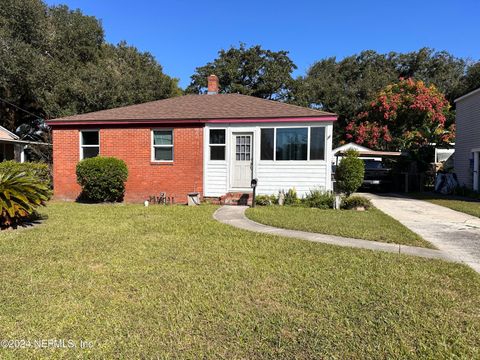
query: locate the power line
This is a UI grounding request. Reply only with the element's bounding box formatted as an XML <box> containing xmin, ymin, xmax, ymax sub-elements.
<box><xmin>0</xmin><ymin>96</ymin><xmax>44</xmax><ymax>121</ymax></box>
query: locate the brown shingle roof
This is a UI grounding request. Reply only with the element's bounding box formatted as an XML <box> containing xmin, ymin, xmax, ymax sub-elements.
<box><xmin>48</xmin><ymin>94</ymin><xmax>335</xmax><ymax>124</ymax></box>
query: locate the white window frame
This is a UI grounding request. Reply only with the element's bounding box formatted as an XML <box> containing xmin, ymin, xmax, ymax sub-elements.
<box><xmin>309</xmin><ymin>126</ymin><xmax>326</xmax><ymax>161</ymax></box>
<box><xmin>259</xmin><ymin>125</ymin><xmax>326</xmax><ymax>162</ymax></box>
<box><xmin>209</xmin><ymin>128</ymin><xmax>226</xmax><ymax>161</ymax></box>
<box><xmin>79</xmin><ymin>130</ymin><xmax>100</xmax><ymax>160</ymax></box>
<box><xmin>151</xmin><ymin>129</ymin><xmax>174</xmax><ymax>162</ymax></box>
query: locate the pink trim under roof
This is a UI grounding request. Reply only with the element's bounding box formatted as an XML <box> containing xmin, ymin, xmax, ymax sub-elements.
<box><xmin>47</xmin><ymin>116</ymin><xmax>337</xmax><ymax>127</ymax></box>
<box><xmin>205</xmin><ymin>116</ymin><xmax>337</xmax><ymax>123</ymax></box>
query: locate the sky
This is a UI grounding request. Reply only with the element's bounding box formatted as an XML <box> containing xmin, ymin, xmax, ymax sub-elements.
<box><xmin>45</xmin><ymin>0</ymin><xmax>480</xmax><ymax>88</ymax></box>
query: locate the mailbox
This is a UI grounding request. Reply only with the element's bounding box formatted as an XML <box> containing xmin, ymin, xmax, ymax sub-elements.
<box><xmin>250</xmin><ymin>178</ymin><xmax>258</xmax><ymax>207</ymax></box>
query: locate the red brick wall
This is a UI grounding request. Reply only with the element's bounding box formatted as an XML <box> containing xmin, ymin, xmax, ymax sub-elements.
<box><xmin>52</xmin><ymin>126</ymin><xmax>204</xmax><ymax>203</ymax></box>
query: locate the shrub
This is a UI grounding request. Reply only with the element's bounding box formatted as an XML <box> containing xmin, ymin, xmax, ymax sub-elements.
<box><xmin>453</xmin><ymin>185</ymin><xmax>480</xmax><ymax>200</ymax></box>
<box><xmin>341</xmin><ymin>195</ymin><xmax>372</xmax><ymax>210</ymax></box>
<box><xmin>335</xmin><ymin>149</ymin><xmax>365</xmax><ymax>196</ymax></box>
<box><xmin>304</xmin><ymin>189</ymin><xmax>335</xmax><ymax>209</ymax></box>
<box><xmin>284</xmin><ymin>188</ymin><xmax>301</xmax><ymax>206</ymax></box>
<box><xmin>76</xmin><ymin>157</ymin><xmax>128</xmax><ymax>202</ymax></box>
<box><xmin>0</xmin><ymin>167</ymin><xmax>51</xmax><ymax>228</ymax></box>
<box><xmin>255</xmin><ymin>194</ymin><xmax>277</xmax><ymax>206</ymax></box>
<box><xmin>0</xmin><ymin>161</ymin><xmax>52</xmax><ymax>188</ymax></box>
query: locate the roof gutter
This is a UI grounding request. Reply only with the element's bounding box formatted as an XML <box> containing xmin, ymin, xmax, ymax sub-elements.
<box><xmin>454</xmin><ymin>86</ymin><xmax>480</xmax><ymax>103</ymax></box>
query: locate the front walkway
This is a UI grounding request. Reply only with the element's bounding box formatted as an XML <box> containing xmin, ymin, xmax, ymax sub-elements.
<box><xmin>365</xmin><ymin>193</ymin><xmax>480</xmax><ymax>273</ymax></box>
<box><xmin>214</xmin><ymin>206</ymin><xmax>452</xmax><ymax>262</ymax></box>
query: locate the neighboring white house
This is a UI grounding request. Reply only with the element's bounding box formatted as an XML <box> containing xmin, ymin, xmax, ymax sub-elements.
<box><xmin>0</xmin><ymin>126</ymin><xmax>26</xmax><ymax>162</ymax></box>
<box><xmin>454</xmin><ymin>87</ymin><xmax>480</xmax><ymax>190</ymax></box>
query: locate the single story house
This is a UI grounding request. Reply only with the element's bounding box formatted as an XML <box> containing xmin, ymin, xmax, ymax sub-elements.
<box><xmin>46</xmin><ymin>75</ymin><xmax>337</xmax><ymax>203</ymax></box>
<box><xmin>454</xmin><ymin>87</ymin><xmax>480</xmax><ymax>190</ymax></box>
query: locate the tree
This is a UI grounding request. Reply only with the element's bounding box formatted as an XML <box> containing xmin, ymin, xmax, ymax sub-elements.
<box><xmin>293</xmin><ymin>51</ymin><xmax>398</xmax><ymax>144</ymax></box>
<box><xmin>345</xmin><ymin>78</ymin><xmax>454</xmax><ymax>151</ymax></box>
<box><xmin>455</xmin><ymin>62</ymin><xmax>480</xmax><ymax>98</ymax></box>
<box><xmin>0</xmin><ymin>0</ymin><xmax>180</xmax><ymax>152</ymax></box>
<box><xmin>295</xmin><ymin>48</ymin><xmax>476</xmax><ymax>145</ymax></box>
<box><xmin>393</xmin><ymin>48</ymin><xmax>466</xmax><ymax>103</ymax></box>
<box><xmin>186</xmin><ymin>43</ymin><xmax>297</xmax><ymax>100</ymax></box>
<box><xmin>335</xmin><ymin>150</ymin><xmax>365</xmax><ymax>196</ymax></box>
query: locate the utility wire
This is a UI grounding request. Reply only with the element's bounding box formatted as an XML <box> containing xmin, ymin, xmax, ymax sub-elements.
<box><xmin>0</xmin><ymin>96</ymin><xmax>44</xmax><ymax>121</ymax></box>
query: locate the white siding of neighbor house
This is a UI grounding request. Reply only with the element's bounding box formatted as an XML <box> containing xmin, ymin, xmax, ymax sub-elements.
<box><xmin>454</xmin><ymin>88</ymin><xmax>480</xmax><ymax>188</ymax></box>
<box><xmin>203</xmin><ymin>121</ymin><xmax>334</xmax><ymax>197</ymax></box>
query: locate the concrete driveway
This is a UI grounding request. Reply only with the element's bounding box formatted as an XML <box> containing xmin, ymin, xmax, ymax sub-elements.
<box><xmin>365</xmin><ymin>193</ymin><xmax>480</xmax><ymax>273</ymax></box>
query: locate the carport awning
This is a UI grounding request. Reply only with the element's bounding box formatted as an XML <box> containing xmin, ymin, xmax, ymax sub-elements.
<box><xmin>336</xmin><ymin>150</ymin><xmax>402</xmax><ymax>157</ymax></box>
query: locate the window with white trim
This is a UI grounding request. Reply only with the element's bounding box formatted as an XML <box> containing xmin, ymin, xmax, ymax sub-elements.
<box><xmin>80</xmin><ymin>130</ymin><xmax>99</xmax><ymax>159</ymax></box>
<box><xmin>152</xmin><ymin>130</ymin><xmax>173</xmax><ymax>161</ymax></box>
<box><xmin>310</xmin><ymin>127</ymin><xmax>325</xmax><ymax>160</ymax></box>
<box><xmin>209</xmin><ymin>129</ymin><xmax>226</xmax><ymax>160</ymax></box>
<box><xmin>260</xmin><ymin>126</ymin><xmax>326</xmax><ymax>161</ymax></box>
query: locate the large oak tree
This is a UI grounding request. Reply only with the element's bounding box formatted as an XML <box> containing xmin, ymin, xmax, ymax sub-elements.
<box><xmin>0</xmin><ymin>0</ymin><xmax>180</xmax><ymax>137</ymax></box>
<box><xmin>186</xmin><ymin>44</ymin><xmax>296</xmax><ymax>101</ymax></box>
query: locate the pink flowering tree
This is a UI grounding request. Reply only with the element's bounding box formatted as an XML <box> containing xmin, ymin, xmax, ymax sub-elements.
<box><xmin>345</xmin><ymin>78</ymin><xmax>454</xmax><ymax>151</ymax></box>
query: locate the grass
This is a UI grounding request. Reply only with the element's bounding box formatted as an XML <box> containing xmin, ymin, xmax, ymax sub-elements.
<box><xmin>0</xmin><ymin>202</ymin><xmax>478</xmax><ymax>358</ymax></box>
<box><xmin>246</xmin><ymin>205</ymin><xmax>431</xmax><ymax>248</ymax></box>
<box><xmin>410</xmin><ymin>192</ymin><xmax>480</xmax><ymax>218</ymax></box>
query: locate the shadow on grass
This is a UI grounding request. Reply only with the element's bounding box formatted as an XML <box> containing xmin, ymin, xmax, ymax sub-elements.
<box><xmin>1</xmin><ymin>212</ymin><xmax>48</xmax><ymax>231</ymax></box>
<box><xmin>361</xmin><ymin>191</ymin><xmax>480</xmax><ymax>203</ymax></box>
<box><xmin>407</xmin><ymin>191</ymin><xmax>480</xmax><ymax>203</ymax></box>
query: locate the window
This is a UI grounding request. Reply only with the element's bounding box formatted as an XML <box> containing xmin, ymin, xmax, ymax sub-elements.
<box><xmin>209</xmin><ymin>129</ymin><xmax>225</xmax><ymax>160</ymax></box>
<box><xmin>235</xmin><ymin>135</ymin><xmax>251</xmax><ymax>161</ymax></box>
<box><xmin>276</xmin><ymin>128</ymin><xmax>308</xmax><ymax>161</ymax></box>
<box><xmin>152</xmin><ymin>130</ymin><xmax>173</xmax><ymax>161</ymax></box>
<box><xmin>260</xmin><ymin>126</ymin><xmax>326</xmax><ymax>161</ymax></box>
<box><xmin>310</xmin><ymin>127</ymin><xmax>325</xmax><ymax>160</ymax></box>
<box><xmin>80</xmin><ymin>130</ymin><xmax>99</xmax><ymax>159</ymax></box>
<box><xmin>260</xmin><ymin>128</ymin><xmax>274</xmax><ymax>160</ymax></box>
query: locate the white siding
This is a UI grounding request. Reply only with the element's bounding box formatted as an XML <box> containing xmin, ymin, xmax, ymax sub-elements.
<box><xmin>204</xmin><ymin>162</ymin><xmax>228</xmax><ymax>196</ymax></box>
<box><xmin>454</xmin><ymin>90</ymin><xmax>480</xmax><ymax>188</ymax></box>
<box><xmin>204</xmin><ymin>122</ymin><xmax>334</xmax><ymax>197</ymax></box>
<box><xmin>256</xmin><ymin>162</ymin><xmax>328</xmax><ymax>196</ymax></box>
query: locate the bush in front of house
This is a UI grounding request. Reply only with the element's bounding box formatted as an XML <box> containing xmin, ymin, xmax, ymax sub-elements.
<box><xmin>255</xmin><ymin>194</ymin><xmax>278</xmax><ymax>206</ymax></box>
<box><xmin>341</xmin><ymin>195</ymin><xmax>372</xmax><ymax>210</ymax></box>
<box><xmin>335</xmin><ymin>149</ymin><xmax>365</xmax><ymax>196</ymax></box>
<box><xmin>303</xmin><ymin>189</ymin><xmax>335</xmax><ymax>209</ymax></box>
<box><xmin>76</xmin><ymin>157</ymin><xmax>128</xmax><ymax>202</ymax></box>
<box><xmin>0</xmin><ymin>161</ymin><xmax>52</xmax><ymax>188</ymax></box>
<box><xmin>0</xmin><ymin>167</ymin><xmax>51</xmax><ymax>228</ymax></box>
<box><xmin>284</xmin><ymin>188</ymin><xmax>301</xmax><ymax>206</ymax></box>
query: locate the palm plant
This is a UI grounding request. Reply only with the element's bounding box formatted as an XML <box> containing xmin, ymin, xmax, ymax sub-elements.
<box><xmin>0</xmin><ymin>168</ymin><xmax>51</xmax><ymax>228</ymax></box>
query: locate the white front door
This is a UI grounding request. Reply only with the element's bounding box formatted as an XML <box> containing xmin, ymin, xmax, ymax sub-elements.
<box><xmin>232</xmin><ymin>133</ymin><xmax>253</xmax><ymax>188</ymax></box>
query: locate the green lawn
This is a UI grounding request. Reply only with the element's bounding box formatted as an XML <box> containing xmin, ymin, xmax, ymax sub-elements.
<box><xmin>411</xmin><ymin>192</ymin><xmax>480</xmax><ymax>218</ymax></box>
<box><xmin>0</xmin><ymin>203</ymin><xmax>479</xmax><ymax>358</ymax></box>
<box><xmin>246</xmin><ymin>206</ymin><xmax>431</xmax><ymax>248</ymax></box>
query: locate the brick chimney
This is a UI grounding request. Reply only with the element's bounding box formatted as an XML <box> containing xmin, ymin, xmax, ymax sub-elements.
<box><xmin>207</xmin><ymin>74</ymin><xmax>219</xmax><ymax>94</ymax></box>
